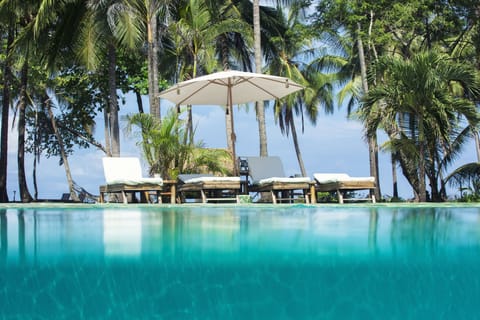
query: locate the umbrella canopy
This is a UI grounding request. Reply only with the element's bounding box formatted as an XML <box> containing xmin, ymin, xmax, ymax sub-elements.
<box><xmin>159</xmin><ymin>70</ymin><xmax>304</xmax><ymax>106</ymax></box>
<box><xmin>159</xmin><ymin>70</ymin><xmax>304</xmax><ymax>175</ymax></box>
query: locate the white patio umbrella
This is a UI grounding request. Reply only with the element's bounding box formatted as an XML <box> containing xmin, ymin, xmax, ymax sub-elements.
<box><xmin>159</xmin><ymin>70</ymin><xmax>304</xmax><ymax>174</ymax></box>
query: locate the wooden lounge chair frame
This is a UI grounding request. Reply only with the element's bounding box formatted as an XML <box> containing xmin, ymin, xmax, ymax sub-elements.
<box><xmin>177</xmin><ymin>175</ymin><xmax>241</xmax><ymax>203</ymax></box>
<box><xmin>312</xmin><ymin>173</ymin><xmax>376</xmax><ymax>204</ymax></box>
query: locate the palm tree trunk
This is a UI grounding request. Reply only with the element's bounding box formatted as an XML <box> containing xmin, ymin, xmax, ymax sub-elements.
<box><xmin>17</xmin><ymin>61</ymin><xmax>33</xmax><ymax>202</ymax></box>
<box><xmin>391</xmin><ymin>152</ymin><xmax>398</xmax><ymax>198</ymax></box>
<box><xmin>186</xmin><ymin>105</ymin><xmax>194</xmax><ymax>145</ymax></box>
<box><xmin>46</xmin><ymin>99</ymin><xmax>80</xmax><ymax>202</ymax></box>
<box><xmin>108</xmin><ymin>42</ymin><xmax>120</xmax><ymax>157</ymax></box>
<box><xmin>418</xmin><ymin>114</ymin><xmax>427</xmax><ymax>202</ymax></box>
<box><xmin>225</xmin><ymin>108</ymin><xmax>233</xmax><ymax>158</ymax></box>
<box><xmin>357</xmin><ymin>22</ymin><xmax>381</xmax><ymax>201</ymax></box>
<box><xmin>474</xmin><ymin>129</ymin><xmax>480</xmax><ymax>162</ymax></box>
<box><xmin>147</xmin><ymin>15</ymin><xmax>160</xmax><ymax>119</ymax></box>
<box><xmin>253</xmin><ymin>0</ymin><xmax>268</xmax><ymax>157</ymax></box>
<box><xmin>103</xmin><ymin>106</ymin><xmax>112</xmax><ymax>157</ymax></box>
<box><xmin>0</xmin><ymin>27</ymin><xmax>13</xmax><ymax>202</ymax></box>
<box><xmin>290</xmin><ymin>117</ymin><xmax>307</xmax><ymax>177</ymax></box>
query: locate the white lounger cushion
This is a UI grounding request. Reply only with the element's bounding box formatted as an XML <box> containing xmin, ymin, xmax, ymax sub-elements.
<box><xmin>314</xmin><ymin>173</ymin><xmax>374</xmax><ymax>184</ymax></box>
<box><xmin>102</xmin><ymin>157</ymin><xmax>163</xmax><ymax>185</ymax></box>
<box><xmin>106</xmin><ymin>177</ymin><xmax>164</xmax><ymax>185</ymax></box>
<box><xmin>182</xmin><ymin>176</ymin><xmax>240</xmax><ymax>184</ymax></box>
<box><xmin>256</xmin><ymin>176</ymin><xmax>311</xmax><ymax>186</ymax></box>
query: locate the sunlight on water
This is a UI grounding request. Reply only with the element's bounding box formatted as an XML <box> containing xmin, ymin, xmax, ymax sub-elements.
<box><xmin>1</xmin><ymin>204</ymin><xmax>480</xmax><ymax>319</ymax></box>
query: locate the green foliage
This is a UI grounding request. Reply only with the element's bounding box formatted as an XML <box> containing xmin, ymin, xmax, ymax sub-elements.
<box><xmin>446</xmin><ymin>162</ymin><xmax>480</xmax><ymax>202</ymax></box>
<box><xmin>25</xmin><ymin>65</ymin><xmax>104</xmax><ymax>159</ymax></box>
<box><xmin>126</xmin><ymin>110</ymin><xmax>232</xmax><ymax>179</ymax></box>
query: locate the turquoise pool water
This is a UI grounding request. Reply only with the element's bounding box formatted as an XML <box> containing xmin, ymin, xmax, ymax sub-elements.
<box><xmin>1</xmin><ymin>204</ymin><xmax>480</xmax><ymax>319</ymax></box>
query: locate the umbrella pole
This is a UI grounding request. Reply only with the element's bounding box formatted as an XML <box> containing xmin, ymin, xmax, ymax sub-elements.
<box><xmin>228</xmin><ymin>84</ymin><xmax>238</xmax><ymax>176</ymax></box>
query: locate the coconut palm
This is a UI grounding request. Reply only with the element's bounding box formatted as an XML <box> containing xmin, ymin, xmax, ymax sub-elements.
<box><xmin>0</xmin><ymin>0</ymin><xmax>38</xmax><ymax>202</ymax></box>
<box><xmin>76</xmin><ymin>0</ymin><xmax>123</xmax><ymax>157</ymax></box>
<box><xmin>110</xmin><ymin>0</ymin><xmax>173</xmax><ymax>119</ymax></box>
<box><xmin>168</xmin><ymin>0</ymin><xmax>248</xmax><ymax>144</ymax></box>
<box><xmin>361</xmin><ymin>50</ymin><xmax>480</xmax><ymax>201</ymax></box>
<box><xmin>126</xmin><ymin>110</ymin><xmax>232</xmax><ymax>179</ymax></box>
<box><xmin>266</xmin><ymin>4</ymin><xmax>334</xmax><ymax>176</ymax></box>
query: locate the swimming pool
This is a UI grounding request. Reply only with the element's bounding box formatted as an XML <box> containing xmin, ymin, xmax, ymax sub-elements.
<box><xmin>1</xmin><ymin>203</ymin><xmax>479</xmax><ymax>319</ymax></box>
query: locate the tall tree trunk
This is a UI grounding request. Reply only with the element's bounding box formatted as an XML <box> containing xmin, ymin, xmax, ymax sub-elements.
<box><xmin>46</xmin><ymin>99</ymin><xmax>80</xmax><ymax>202</ymax></box>
<box><xmin>290</xmin><ymin>117</ymin><xmax>307</xmax><ymax>177</ymax></box>
<box><xmin>17</xmin><ymin>61</ymin><xmax>33</xmax><ymax>202</ymax></box>
<box><xmin>225</xmin><ymin>106</ymin><xmax>234</xmax><ymax>171</ymax></box>
<box><xmin>474</xmin><ymin>129</ymin><xmax>480</xmax><ymax>162</ymax></box>
<box><xmin>357</xmin><ymin>22</ymin><xmax>381</xmax><ymax>201</ymax></box>
<box><xmin>391</xmin><ymin>152</ymin><xmax>398</xmax><ymax>199</ymax></box>
<box><xmin>186</xmin><ymin>105</ymin><xmax>193</xmax><ymax>145</ymax></box>
<box><xmin>418</xmin><ymin>114</ymin><xmax>427</xmax><ymax>202</ymax></box>
<box><xmin>253</xmin><ymin>0</ymin><xmax>268</xmax><ymax>156</ymax></box>
<box><xmin>0</xmin><ymin>28</ymin><xmax>13</xmax><ymax>202</ymax></box>
<box><xmin>147</xmin><ymin>16</ymin><xmax>160</xmax><ymax>119</ymax></box>
<box><xmin>108</xmin><ymin>42</ymin><xmax>120</xmax><ymax>157</ymax></box>
<box><xmin>219</xmin><ymin>40</ymin><xmax>234</xmax><ymax>160</ymax></box>
<box><xmin>103</xmin><ymin>107</ymin><xmax>112</xmax><ymax>157</ymax></box>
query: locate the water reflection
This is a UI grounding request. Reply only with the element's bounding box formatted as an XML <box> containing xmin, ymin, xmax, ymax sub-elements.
<box><xmin>1</xmin><ymin>205</ymin><xmax>480</xmax><ymax>266</ymax></box>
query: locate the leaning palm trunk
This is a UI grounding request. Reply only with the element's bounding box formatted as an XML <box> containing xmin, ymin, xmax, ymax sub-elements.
<box><xmin>46</xmin><ymin>99</ymin><xmax>79</xmax><ymax>202</ymax></box>
<box><xmin>290</xmin><ymin>117</ymin><xmax>307</xmax><ymax>177</ymax></box>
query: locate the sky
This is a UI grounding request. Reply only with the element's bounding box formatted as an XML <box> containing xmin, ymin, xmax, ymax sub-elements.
<box><xmin>5</xmin><ymin>92</ymin><xmax>478</xmax><ymax>201</ymax></box>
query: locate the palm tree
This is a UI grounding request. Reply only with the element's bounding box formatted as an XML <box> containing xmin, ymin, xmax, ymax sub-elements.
<box><xmin>166</xmin><ymin>0</ymin><xmax>252</xmax><ymax>164</ymax></box>
<box><xmin>312</xmin><ymin>0</ymin><xmax>384</xmax><ymax>201</ymax></box>
<box><xmin>75</xmin><ymin>0</ymin><xmax>122</xmax><ymax>157</ymax></box>
<box><xmin>169</xmin><ymin>0</ymin><xmax>228</xmax><ymax>142</ymax></box>
<box><xmin>126</xmin><ymin>110</ymin><xmax>232</xmax><ymax>179</ymax></box>
<box><xmin>110</xmin><ymin>0</ymin><xmax>173</xmax><ymax>119</ymax></box>
<box><xmin>1</xmin><ymin>0</ymin><xmax>38</xmax><ymax>202</ymax></box>
<box><xmin>252</xmin><ymin>0</ymin><xmax>299</xmax><ymax>157</ymax></box>
<box><xmin>252</xmin><ymin>0</ymin><xmax>268</xmax><ymax>157</ymax></box>
<box><xmin>266</xmin><ymin>4</ymin><xmax>334</xmax><ymax>176</ymax></box>
<box><xmin>362</xmin><ymin>50</ymin><xmax>480</xmax><ymax>201</ymax></box>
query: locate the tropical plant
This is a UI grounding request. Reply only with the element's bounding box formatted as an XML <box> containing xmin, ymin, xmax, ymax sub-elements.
<box><xmin>126</xmin><ymin>110</ymin><xmax>232</xmax><ymax>179</ymax></box>
<box><xmin>361</xmin><ymin>50</ymin><xmax>480</xmax><ymax>201</ymax></box>
<box><xmin>109</xmin><ymin>0</ymin><xmax>173</xmax><ymax>119</ymax></box>
<box><xmin>76</xmin><ymin>0</ymin><xmax>122</xmax><ymax>157</ymax></box>
<box><xmin>168</xmin><ymin>0</ymin><xmax>248</xmax><ymax>144</ymax></box>
<box><xmin>446</xmin><ymin>162</ymin><xmax>480</xmax><ymax>201</ymax></box>
<box><xmin>266</xmin><ymin>4</ymin><xmax>334</xmax><ymax>177</ymax></box>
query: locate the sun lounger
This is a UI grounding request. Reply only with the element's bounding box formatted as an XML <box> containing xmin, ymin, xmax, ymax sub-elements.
<box><xmin>245</xmin><ymin>156</ymin><xmax>312</xmax><ymax>204</ymax></box>
<box><xmin>177</xmin><ymin>174</ymin><xmax>241</xmax><ymax>203</ymax></box>
<box><xmin>313</xmin><ymin>173</ymin><xmax>376</xmax><ymax>203</ymax></box>
<box><xmin>99</xmin><ymin>157</ymin><xmax>164</xmax><ymax>204</ymax></box>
